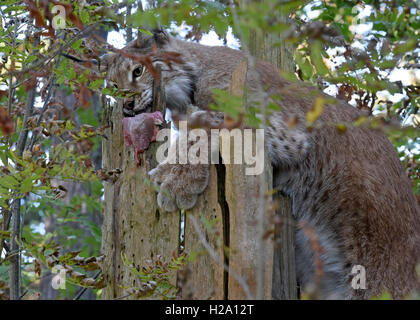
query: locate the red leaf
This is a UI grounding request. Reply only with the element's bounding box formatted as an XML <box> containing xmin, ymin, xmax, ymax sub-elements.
<box><xmin>0</xmin><ymin>107</ymin><xmax>14</xmax><ymax>135</ymax></box>
<box><xmin>23</xmin><ymin>0</ymin><xmax>47</xmax><ymax>29</ymax></box>
<box><xmin>34</xmin><ymin>259</ymin><xmax>42</xmax><ymax>277</ymax></box>
<box><xmin>68</xmin><ymin>12</ymin><xmax>84</xmax><ymax>30</ymax></box>
<box><xmin>78</xmin><ymin>85</ymin><xmax>92</xmax><ymax>109</ymax></box>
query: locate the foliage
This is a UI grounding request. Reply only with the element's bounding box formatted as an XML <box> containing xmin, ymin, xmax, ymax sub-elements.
<box><xmin>120</xmin><ymin>251</ymin><xmax>187</xmax><ymax>300</ymax></box>
<box><xmin>0</xmin><ymin>0</ymin><xmax>107</xmax><ymax>300</ymax></box>
<box><xmin>292</xmin><ymin>0</ymin><xmax>419</xmax><ymax>192</ymax></box>
<box><xmin>0</xmin><ymin>0</ymin><xmax>418</xmax><ymax>300</ymax></box>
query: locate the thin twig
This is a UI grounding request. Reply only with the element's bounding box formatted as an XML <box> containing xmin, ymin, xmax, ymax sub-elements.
<box><xmin>113</xmin><ymin>293</ymin><xmax>133</xmax><ymax>300</ymax></box>
<box><xmin>19</xmin><ymin>289</ymin><xmax>28</xmax><ymax>300</ymax></box>
<box><xmin>0</xmin><ymin>14</ymin><xmax>19</xmax><ymax>264</ymax></box>
<box><xmin>28</xmin><ymin>65</ymin><xmax>58</xmax><ymax>151</ymax></box>
<box><xmin>73</xmin><ymin>270</ymin><xmax>102</xmax><ymax>300</ymax></box>
<box><xmin>7</xmin><ymin>18</ymin><xmax>40</xmax><ymax>299</ymax></box>
<box><xmin>0</xmin><ymin>22</ymin><xmax>103</xmax><ymax>80</ymax></box>
<box><xmin>0</xmin><ymin>249</ymin><xmax>19</xmax><ymax>265</ymax></box>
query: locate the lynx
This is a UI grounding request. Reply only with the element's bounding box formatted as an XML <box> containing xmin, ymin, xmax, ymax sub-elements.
<box><xmin>100</xmin><ymin>30</ymin><xmax>420</xmax><ymax>299</ymax></box>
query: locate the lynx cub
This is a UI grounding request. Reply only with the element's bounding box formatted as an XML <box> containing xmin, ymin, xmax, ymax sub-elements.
<box><xmin>101</xmin><ymin>30</ymin><xmax>420</xmax><ymax>299</ymax></box>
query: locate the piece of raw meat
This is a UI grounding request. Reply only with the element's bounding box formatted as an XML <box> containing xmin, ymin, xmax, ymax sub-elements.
<box><xmin>122</xmin><ymin>111</ymin><xmax>164</xmax><ymax>166</ymax></box>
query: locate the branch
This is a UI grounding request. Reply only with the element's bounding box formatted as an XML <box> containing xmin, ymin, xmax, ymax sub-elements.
<box><xmin>0</xmin><ymin>14</ymin><xmax>19</xmax><ymax>265</ymax></box>
<box><xmin>8</xmin><ymin>21</ymin><xmax>40</xmax><ymax>300</ymax></box>
<box><xmin>0</xmin><ymin>22</ymin><xmax>104</xmax><ymax>80</ymax></box>
<box><xmin>28</xmin><ymin>56</ymin><xmax>61</xmax><ymax>152</ymax></box>
<box><xmin>73</xmin><ymin>270</ymin><xmax>102</xmax><ymax>300</ymax></box>
<box><xmin>8</xmin><ymin>86</ymin><xmax>36</xmax><ymax>300</ymax></box>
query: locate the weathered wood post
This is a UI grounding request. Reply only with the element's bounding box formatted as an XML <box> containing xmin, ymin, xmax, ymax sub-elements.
<box><xmin>182</xmin><ymin>60</ymin><xmax>275</xmax><ymax>300</ymax></box>
<box><xmin>244</xmin><ymin>0</ymin><xmax>298</xmax><ymax>299</ymax></box>
<box><xmin>100</xmin><ymin>69</ymin><xmax>180</xmax><ymax>299</ymax></box>
<box><xmin>224</xmin><ymin>60</ymin><xmax>274</xmax><ymax>299</ymax></box>
<box><xmin>100</xmin><ymin>61</ymin><xmax>276</xmax><ymax>299</ymax></box>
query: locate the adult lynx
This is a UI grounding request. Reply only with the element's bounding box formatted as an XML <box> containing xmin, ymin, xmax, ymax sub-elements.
<box><xmin>100</xmin><ymin>30</ymin><xmax>420</xmax><ymax>299</ymax></box>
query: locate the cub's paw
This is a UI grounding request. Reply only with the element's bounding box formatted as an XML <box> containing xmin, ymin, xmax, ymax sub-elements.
<box><xmin>149</xmin><ymin>163</ymin><xmax>210</xmax><ymax>212</ymax></box>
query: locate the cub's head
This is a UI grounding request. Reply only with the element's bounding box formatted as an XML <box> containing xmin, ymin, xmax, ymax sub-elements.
<box><xmin>101</xmin><ymin>30</ymin><xmax>198</xmax><ymax>117</ymax></box>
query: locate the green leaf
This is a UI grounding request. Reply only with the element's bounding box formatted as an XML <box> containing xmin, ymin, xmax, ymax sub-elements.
<box><xmin>79</xmin><ymin>10</ymin><xmax>90</xmax><ymax>25</ymax></box>
<box><xmin>393</xmin><ymin>39</ymin><xmax>418</xmax><ymax>55</ymax></box>
<box><xmin>0</xmin><ymin>175</ymin><xmax>19</xmax><ymax>189</ymax></box>
<box><xmin>89</xmin><ymin>79</ymin><xmax>104</xmax><ymax>90</ymax></box>
<box><xmin>310</xmin><ymin>40</ymin><xmax>329</xmax><ymax>76</ymax></box>
<box><xmin>295</xmin><ymin>50</ymin><xmax>313</xmax><ymax>79</ymax></box>
<box><xmin>66</xmin><ymin>121</ymin><xmax>76</xmax><ymax>131</ymax></box>
<box><xmin>20</xmin><ymin>177</ymin><xmax>33</xmax><ymax>194</ymax></box>
<box><xmin>138</xmin><ymin>28</ymin><xmax>153</xmax><ymax>36</ymax></box>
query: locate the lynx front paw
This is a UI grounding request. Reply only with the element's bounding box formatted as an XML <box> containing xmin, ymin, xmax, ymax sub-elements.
<box><xmin>149</xmin><ymin>163</ymin><xmax>210</xmax><ymax>212</ymax></box>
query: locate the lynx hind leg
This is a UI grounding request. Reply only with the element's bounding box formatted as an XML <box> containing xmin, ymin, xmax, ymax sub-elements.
<box><xmin>265</xmin><ymin>112</ymin><xmax>310</xmax><ymax>167</ymax></box>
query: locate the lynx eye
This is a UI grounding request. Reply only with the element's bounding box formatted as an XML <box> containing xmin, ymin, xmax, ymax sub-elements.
<box><xmin>133</xmin><ymin>66</ymin><xmax>144</xmax><ymax>78</ymax></box>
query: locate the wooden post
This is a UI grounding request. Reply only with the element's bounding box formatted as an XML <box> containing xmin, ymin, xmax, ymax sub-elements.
<box><xmin>101</xmin><ymin>61</ymin><xmax>276</xmax><ymax>299</ymax></box>
<box><xmin>101</xmin><ymin>16</ymin><xmax>295</xmax><ymax>297</ymax></box>
<box><xmin>100</xmin><ymin>70</ymin><xmax>180</xmax><ymax>299</ymax></box>
<box><xmin>181</xmin><ymin>167</ymin><xmax>225</xmax><ymax>299</ymax></box>
<box><xmin>224</xmin><ymin>60</ymin><xmax>274</xmax><ymax>299</ymax></box>
<box><xmin>241</xmin><ymin>0</ymin><xmax>297</xmax><ymax>300</ymax></box>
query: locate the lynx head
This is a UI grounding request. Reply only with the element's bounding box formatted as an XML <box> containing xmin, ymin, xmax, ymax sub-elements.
<box><xmin>101</xmin><ymin>30</ymin><xmax>198</xmax><ymax>117</ymax></box>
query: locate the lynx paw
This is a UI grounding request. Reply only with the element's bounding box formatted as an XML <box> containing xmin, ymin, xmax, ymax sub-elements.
<box><xmin>149</xmin><ymin>163</ymin><xmax>210</xmax><ymax>212</ymax></box>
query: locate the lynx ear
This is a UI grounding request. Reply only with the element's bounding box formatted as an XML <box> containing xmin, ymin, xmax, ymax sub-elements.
<box><xmin>98</xmin><ymin>54</ymin><xmax>111</xmax><ymax>73</ymax></box>
<box><xmin>134</xmin><ymin>29</ymin><xmax>169</xmax><ymax>48</ymax></box>
<box><xmin>152</xmin><ymin>29</ymin><xmax>169</xmax><ymax>47</ymax></box>
<box><xmin>134</xmin><ymin>31</ymin><xmax>153</xmax><ymax>48</ymax></box>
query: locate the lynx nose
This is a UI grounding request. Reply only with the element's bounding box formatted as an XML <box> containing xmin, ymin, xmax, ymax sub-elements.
<box><xmin>123</xmin><ymin>98</ymin><xmax>135</xmax><ymax>110</ymax></box>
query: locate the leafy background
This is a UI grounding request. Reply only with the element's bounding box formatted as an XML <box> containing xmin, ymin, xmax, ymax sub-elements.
<box><xmin>0</xmin><ymin>0</ymin><xmax>418</xmax><ymax>299</ymax></box>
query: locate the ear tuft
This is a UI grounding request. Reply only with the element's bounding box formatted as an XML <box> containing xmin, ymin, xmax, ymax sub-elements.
<box><xmin>133</xmin><ymin>29</ymin><xmax>169</xmax><ymax>49</ymax></box>
<box><xmin>152</xmin><ymin>29</ymin><xmax>169</xmax><ymax>47</ymax></box>
<box><xmin>98</xmin><ymin>54</ymin><xmax>111</xmax><ymax>73</ymax></box>
<box><xmin>135</xmin><ymin>31</ymin><xmax>153</xmax><ymax>48</ymax></box>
